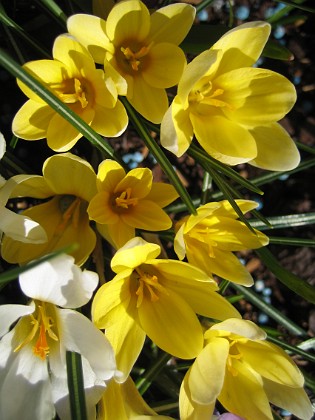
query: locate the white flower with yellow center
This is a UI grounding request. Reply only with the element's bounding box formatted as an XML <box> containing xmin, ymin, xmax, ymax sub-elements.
<box><xmin>0</xmin><ymin>254</ymin><xmax>118</xmax><ymax>420</ymax></box>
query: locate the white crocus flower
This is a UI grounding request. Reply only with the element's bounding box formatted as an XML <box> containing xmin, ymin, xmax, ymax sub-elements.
<box><xmin>0</xmin><ymin>131</ymin><xmax>47</xmax><ymax>243</ymax></box>
<box><xmin>0</xmin><ymin>254</ymin><xmax>119</xmax><ymax>420</ymax></box>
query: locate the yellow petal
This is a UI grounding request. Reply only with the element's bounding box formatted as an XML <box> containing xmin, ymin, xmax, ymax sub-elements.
<box><xmin>239</xmin><ymin>340</ymin><xmax>305</xmax><ymax>387</ymax></box>
<box><xmin>149</xmin><ymin>3</ymin><xmax>195</xmax><ymax>45</ymax></box>
<box><xmin>67</xmin><ymin>14</ymin><xmax>111</xmax><ymax>63</ymax></box>
<box><xmin>189</xmin><ymin>339</ymin><xmax>229</xmax><ymax>404</ymax></box>
<box><xmin>92</xmin><ymin>274</ymin><xmax>132</xmax><ymax>328</ymax></box>
<box><xmin>126</xmin><ymin>170</ymin><xmax>155</xmax><ymax>201</ymax></box>
<box><xmin>138</xmin><ymin>288</ymin><xmax>204</xmax><ymax>359</ymax></box>
<box><xmin>211</xmin><ymin>21</ymin><xmax>271</xmax><ymax>75</ymax></box>
<box><xmin>208</xmin><ymin>318</ymin><xmax>266</xmax><ymax>340</ymax></box>
<box><xmin>174</xmin><ymin>223</ymin><xmax>186</xmax><ymax>260</ymax></box>
<box><xmin>97</xmin><ymin>221</ymin><xmax>135</xmax><ymax>249</ymax></box>
<box><xmin>219</xmin><ymin>358</ymin><xmax>273</xmax><ymax>419</ymax></box>
<box><xmin>145</xmin><ymin>182</ymin><xmax>179</xmax><ymax>208</ymax></box>
<box><xmin>186</xmin><ymin>244</ymin><xmax>254</xmax><ymax>286</ymax></box>
<box><xmin>52</xmin><ymin>34</ymin><xmax>95</xmax><ymax>76</ymax></box>
<box><xmin>106</xmin><ymin>0</ymin><xmax>150</xmax><ymax>45</ymax></box>
<box><xmin>43</xmin><ymin>153</ymin><xmax>97</xmax><ymax>201</ymax></box>
<box><xmin>214</xmin><ymin>199</ymin><xmax>259</xmax><ymax>219</ymax></box>
<box><xmin>128</xmin><ymin>76</ymin><xmax>168</xmax><ymax>123</ymax></box>
<box><xmin>217</xmin><ymin>68</ymin><xmax>296</xmax><ymax>126</ymax></box>
<box><xmin>177</xmin><ymin>49</ymin><xmax>219</xmax><ymax>102</ymax></box>
<box><xmin>111</xmin><ymin>237</ymin><xmax>161</xmax><ymax>272</ymax></box>
<box><xmin>184</xmin><ymin>202</ymin><xmax>221</xmax><ymax>233</ymax></box>
<box><xmin>106</xmin><ymin>314</ymin><xmax>146</xmax><ymax>382</ymax></box>
<box><xmin>249</xmin><ymin>123</ymin><xmax>300</xmax><ymax>171</ymax></box>
<box><xmin>5</xmin><ymin>174</ymin><xmax>53</xmax><ymax>199</ymax></box>
<box><xmin>142</xmin><ymin>43</ymin><xmax>186</xmax><ymax>88</ymax></box>
<box><xmin>18</xmin><ymin>60</ymin><xmax>67</xmax><ymax>101</ymax></box>
<box><xmin>263</xmin><ymin>377</ymin><xmax>313</xmax><ymax>420</ymax></box>
<box><xmin>104</xmin><ymin>59</ymin><xmax>128</xmax><ymax>96</ymax></box>
<box><xmin>160</xmin><ymin>98</ymin><xmax>193</xmax><ymax>157</ymax></box>
<box><xmin>46</xmin><ymin>108</ymin><xmax>94</xmax><ymax>152</ymax></box>
<box><xmin>122</xmin><ymin>200</ymin><xmax>172</xmax><ymax>231</ymax></box>
<box><xmin>12</xmin><ymin>101</ymin><xmax>54</xmax><ymax>140</ymax></box>
<box><xmin>92</xmin><ymin>100</ymin><xmax>128</xmax><ymax>137</ymax></box>
<box><xmin>190</xmin><ymin>113</ymin><xmax>257</xmax><ymax>165</ymax></box>
<box><xmin>96</xmin><ymin>159</ymin><xmax>125</xmax><ymax>192</ymax></box>
<box><xmin>204</xmin><ymin>218</ymin><xmax>269</xmax><ymax>250</ymax></box>
<box><xmin>153</xmin><ymin>260</ymin><xmax>241</xmax><ymax>320</ymax></box>
<box><xmin>88</xmin><ymin>191</ymin><xmax>119</xmax><ymax>224</ymax></box>
<box><xmin>115</xmin><ymin>168</ymin><xmax>152</xmax><ymax>198</ymax></box>
<box><xmin>180</xmin><ymin>370</ymin><xmax>216</xmax><ymax>420</ymax></box>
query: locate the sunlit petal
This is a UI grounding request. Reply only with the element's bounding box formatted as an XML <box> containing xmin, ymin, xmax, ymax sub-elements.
<box><xmin>149</xmin><ymin>3</ymin><xmax>195</xmax><ymax>45</ymax></box>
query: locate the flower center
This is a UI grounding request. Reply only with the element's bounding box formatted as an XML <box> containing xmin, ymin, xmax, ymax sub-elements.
<box><xmin>56</xmin><ymin>195</ymin><xmax>82</xmax><ymax>234</ymax></box>
<box><xmin>227</xmin><ymin>341</ymin><xmax>242</xmax><ymax>377</ymax></box>
<box><xmin>189</xmin><ymin>227</ymin><xmax>217</xmax><ymax>258</ymax></box>
<box><xmin>114</xmin><ymin>188</ymin><xmax>138</xmax><ymax>211</ymax></box>
<box><xmin>56</xmin><ymin>78</ymin><xmax>89</xmax><ymax>109</ymax></box>
<box><xmin>119</xmin><ymin>42</ymin><xmax>151</xmax><ymax>72</ymax></box>
<box><xmin>189</xmin><ymin>81</ymin><xmax>233</xmax><ymax>113</ymax></box>
<box><xmin>134</xmin><ymin>267</ymin><xmax>169</xmax><ymax>307</ymax></box>
<box><xmin>14</xmin><ymin>301</ymin><xmax>59</xmax><ymax>360</ymax></box>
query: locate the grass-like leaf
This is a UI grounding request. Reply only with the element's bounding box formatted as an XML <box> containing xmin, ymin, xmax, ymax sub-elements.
<box><xmin>66</xmin><ymin>351</ymin><xmax>88</xmax><ymax>420</ymax></box>
<box><xmin>256</xmin><ymin>247</ymin><xmax>315</xmax><ymax>304</ymax></box>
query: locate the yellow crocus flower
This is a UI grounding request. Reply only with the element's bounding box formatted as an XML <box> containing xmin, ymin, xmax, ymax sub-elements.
<box><xmin>174</xmin><ymin>200</ymin><xmax>269</xmax><ymax>286</ymax></box>
<box><xmin>13</xmin><ymin>34</ymin><xmax>128</xmax><ymax>152</ymax></box>
<box><xmin>88</xmin><ymin>159</ymin><xmax>179</xmax><ymax>249</ymax></box>
<box><xmin>180</xmin><ymin>318</ymin><xmax>313</xmax><ymax>420</ymax></box>
<box><xmin>161</xmin><ymin>21</ymin><xmax>300</xmax><ymax>171</ymax></box>
<box><xmin>92</xmin><ymin>237</ymin><xmax>240</xmax><ymax>381</ymax></box>
<box><xmin>67</xmin><ymin>0</ymin><xmax>196</xmax><ymax>123</ymax></box>
<box><xmin>1</xmin><ymin>153</ymin><xmax>97</xmax><ymax>265</ymax></box>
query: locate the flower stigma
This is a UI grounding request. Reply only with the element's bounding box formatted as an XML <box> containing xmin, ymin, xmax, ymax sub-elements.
<box><xmin>14</xmin><ymin>301</ymin><xmax>59</xmax><ymax>360</ymax></box>
<box><xmin>119</xmin><ymin>42</ymin><xmax>152</xmax><ymax>72</ymax></box>
<box><xmin>134</xmin><ymin>267</ymin><xmax>169</xmax><ymax>307</ymax></box>
<box><xmin>114</xmin><ymin>188</ymin><xmax>138</xmax><ymax>210</ymax></box>
<box><xmin>55</xmin><ymin>78</ymin><xmax>89</xmax><ymax>108</ymax></box>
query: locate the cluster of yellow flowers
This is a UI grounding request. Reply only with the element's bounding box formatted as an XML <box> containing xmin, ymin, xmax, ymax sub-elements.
<box><xmin>0</xmin><ymin>1</ymin><xmax>313</xmax><ymax>419</ymax></box>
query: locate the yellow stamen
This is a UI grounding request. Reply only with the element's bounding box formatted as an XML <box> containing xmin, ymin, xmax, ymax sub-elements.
<box><xmin>59</xmin><ymin>78</ymin><xmax>88</xmax><ymax>108</ymax></box>
<box><xmin>115</xmin><ymin>188</ymin><xmax>138</xmax><ymax>209</ymax></box>
<box><xmin>134</xmin><ymin>267</ymin><xmax>169</xmax><ymax>308</ymax></box>
<box><xmin>189</xmin><ymin>81</ymin><xmax>234</xmax><ymax>110</ymax></box>
<box><xmin>121</xmin><ymin>45</ymin><xmax>150</xmax><ymax>71</ymax></box>
<box><xmin>14</xmin><ymin>302</ymin><xmax>59</xmax><ymax>361</ymax></box>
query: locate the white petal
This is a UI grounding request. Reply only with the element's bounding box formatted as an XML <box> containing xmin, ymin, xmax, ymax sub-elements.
<box><xmin>0</xmin><ymin>304</ymin><xmax>34</xmax><ymax>337</ymax></box>
<box><xmin>0</xmin><ymin>207</ymin><xmax>47</xmax><ymax>243</ymax></box>
<box><xmin>59</xmin><ymin>309</ymin><xmax>117</xmax><ymax>381</ymax></box>
<box><xmin>0</xmin><ymin>337</ymin><xmax>54</xmax><ymax>420</ymax></box>
<box><xmin>19</xmin><ymin>254</ymin><xmax>99</xmax><ymax>308</ymax></box>
<box><xmin>0</xmin><ymin>131</ymin><xmax>6</xmax><ymax>160</ymax></box>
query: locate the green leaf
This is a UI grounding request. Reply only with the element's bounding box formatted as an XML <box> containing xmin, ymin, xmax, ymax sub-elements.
<box><xmin>120</xmin><ymin>97</ymin><xmax>197</xmax><ymax>215</ymax></box>
<box><xmin>33</xmin><ymin>0</ymin><xmax>68</xmax><ymax>27</ymax></box>
<box><xmin>66</xmin><ymin>351</ymin><xmax>88</xmax><ymax>420</ymax></box>
<box><xmin>249</xmin><ymin>212</ymin><xmax>315</xmax><ymax>231</ymax></box>
<box><xmin>256</xmin><ymin>247</ymin><xmax>315</xmax><ymax>304</ymax></box>
<box><xmin>268</xmin><ymin>236</ymin><xmax>315</xmax><ymax>247</ymax></box>
<box><xmin>0</xmin><ymin>48</ymin><xmax>123</xmax><ymax>163</ymax></box>
<box><xmin>262</xmin><ymin>40</ymin><xmax>294</xmax><ymax>61</ymax></box>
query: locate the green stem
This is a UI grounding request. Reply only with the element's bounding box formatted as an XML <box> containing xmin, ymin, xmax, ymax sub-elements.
<box><xmin>66</xmin><ymin>351</ymin><xmax>88</xmax><ymax>420</ymax></box>
<box><xmin>136</xmin><ymin>351</ymin><xmax>172</xmax><ymax>395</ymax></box>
